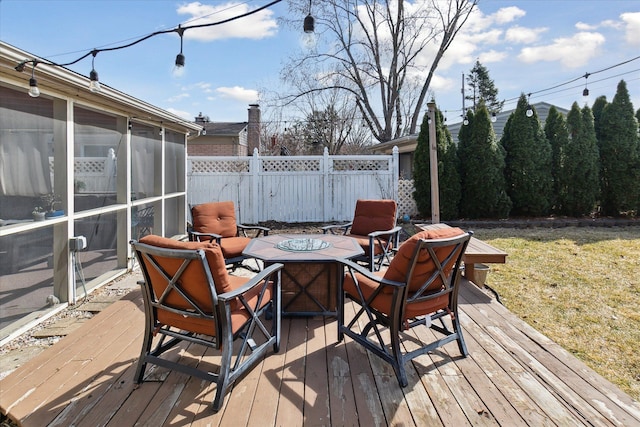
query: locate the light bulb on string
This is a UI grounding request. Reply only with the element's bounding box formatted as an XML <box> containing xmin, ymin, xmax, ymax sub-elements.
<box><xmin>89</xmin><ymin>50</ymin><xmax>101</xmax><ymax>93</ymax></box>
<box><xmin>173</xmin><ymin>26</ymin><xmax>186</xmax><ymax>77</ymax></box>
<box><xmin>491</xmin><ymin>112</ymin><xmax>497</xmax><ymax>123</ymax></box>
<box><xmin>28</xmin><ymin>63</ymin><xmax>40</xmax><ymax>97</ymax></box>
<box><xmin>582</xmin><ymin>72</ymin><xmax>590</xmax><ymax>96</ymax></box>
<box><xmin>525</xmin><ymin>93</ymin><xmax>533</xmax><ymax>118</ymax></box>
<box><xmin>303</xmin><ymin>0</ymin><xmax>314</xmax><ymax>33</ymax></box>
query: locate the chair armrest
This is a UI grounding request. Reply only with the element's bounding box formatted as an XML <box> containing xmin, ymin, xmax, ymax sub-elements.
<box><xmin>368</xmin><ymin>225</ymin><xmax>402</xmax><ymax>238</ymax></box>
<box><xmin>188</xmin><ymin>230</ymin><xmax>222</xmax><ymax>244</ymax></box>
<box><xmin>337</xmin><ymin>258</ymin><xmax>405</xmax><ymax>289</ymax></box>
<box><xmin>322</xmin><ymin>222</ymin><xmax>352</xmax><ymax>235</ymax></box>
<box><xmin>218</xmin><ymin>263</ymin><xmax>284</xmax><ymax>302</ymax></box>
<box><xmin>237</xmin><ymin>224</ymin><xmax>270</xmax><ymax>237</ymax></box>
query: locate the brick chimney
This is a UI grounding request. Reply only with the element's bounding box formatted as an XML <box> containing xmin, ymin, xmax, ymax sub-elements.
<box><xmin>247</xmin><ymin>104</ymin><xmax>261</xmax><ymax>155</ymax></box>
<box><xmin>195</xmin><ymin>112</ymin><xmax>210</xmax><ymax>125</ymax></box>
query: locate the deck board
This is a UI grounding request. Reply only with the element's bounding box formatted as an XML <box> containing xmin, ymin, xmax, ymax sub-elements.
<box><xmin>2</xmin><ymin>278</ymin><xmax>639</xmax><ymax>427</ymax></box>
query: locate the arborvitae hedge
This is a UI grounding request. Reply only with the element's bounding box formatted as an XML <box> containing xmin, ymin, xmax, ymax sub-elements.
<box><xmin>562</xmin><ymin>103</ymin><xmax>600</xmax><ymax>216</ymax></box>
<box><xmin>598</xmin><ymin>80</ymin><xmax>640</xmax><ymax>216</ymax></box>
<box><xmin>501</xmin><ymin>94</ymin><xmax>552</xmax><ymax>217</ymax></box>
<box><xmin>458</xmin><ymin>106</ymin><xmax>511</xmax><ymax>218</ymax></box>
<box><xmin>545</xmin><ymin>106</ymin><xmax>570</xmax><ymax>213</ymax></box>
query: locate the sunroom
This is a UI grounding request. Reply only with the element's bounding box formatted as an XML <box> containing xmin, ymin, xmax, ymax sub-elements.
<box><xmin>0</xmin><ymin>41</ymin><xmax>201</xmax><ymax>344</ymax></box>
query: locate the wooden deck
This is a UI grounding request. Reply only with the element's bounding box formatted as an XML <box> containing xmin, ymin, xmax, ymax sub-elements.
<box><xmin>2</xmin><ymin>278</ymin><xmax>639</xmax><ymax>426</ymax></box>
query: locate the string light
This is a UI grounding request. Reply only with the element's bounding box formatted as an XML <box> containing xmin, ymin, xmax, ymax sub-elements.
<box><xmin>525</xmin><ymin>93</ymin><xmax>534</xmax><ymax>118</ymax></box>
<box><xmin>304</xmin><ymin>0</ymin><xmax>315</xmax><ymax>33</ymax></box>
<box><xmin>28</xmin><ymin>62</ymin><xmax>40</xmax><ymax>98</ymax></box>
<box><xmin>173</xmin><ymin>25</ymin><xmax>185</xmax><ymax>77</ymax></box>
<box><xmin>89</xmin><ymin>50</ymin><xmax>101</xmax><ymax>93</ymax></box>
<box><xmin>582</xmin><ymin>72</ymin><xmax>590</xmax><ymax>97</ymax></box>
<box><xmin>12</xmin><ymin>0</ymin><xmax>285</xmax><ymax>96</ymax></box>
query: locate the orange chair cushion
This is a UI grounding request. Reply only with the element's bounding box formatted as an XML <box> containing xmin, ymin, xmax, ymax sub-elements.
<box><xmin>139</xmin><ymin>235</ymin><xmax>232</xmax><ymax>295</ymax></box>
<box><xmin>350</xmin><ymin>199</ymin><xmax>397</xmax><ymax>236</ymax></box>
<box><xmin>343</xmin><ymin>272</ymin><xmax>448</xmax><ymax>320</ymax></box>
<box><xmin>138</xmin><ymin>235</ymin><xmax>273</xmax><ymax>335</ymax></box>
<box><xmin>154</xmin><ymin>277</ymin><xmax>273</xmax><ymax>336</ymax></box>
<box><xmin>191</xmin><ymin>201</ymin><xmax>238</xmax><ymax>238</ymax></box>
<box><xmin>383</xmin><ymin>227</ymin><xmax>465</xmax><ymax>293</ymax></box>
<box><xmin>219</xmin><ymin>236</ymin><xmax>252</xmax><ymax>259</ymax></box>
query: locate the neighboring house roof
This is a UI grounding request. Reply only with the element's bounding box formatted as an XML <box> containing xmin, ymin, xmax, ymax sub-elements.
<box><xmin>371</xmin><ymin>101</ymin><xmax>570</xmax><ymax>154</ymax></box>
<box><xmin>202</xmin><ymin>122</ymin><xmax>248</xmax><ymax>136</ymax></box>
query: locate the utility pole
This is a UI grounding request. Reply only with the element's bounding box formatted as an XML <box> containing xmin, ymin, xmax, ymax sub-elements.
<box><xmin>427</xmin><ymin>100</ymin><xmax>439</xmax><ymax>224</ymax></box>
<box><xmin>461</xmin><ymin>73</ymin><xmax>465</xmax><ymax>115</ymax></box>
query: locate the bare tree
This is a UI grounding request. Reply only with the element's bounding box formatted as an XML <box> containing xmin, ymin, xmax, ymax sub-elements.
<box><xmin>280</xmin><ymin>0</ymin><xmax>477</xmax><ymax>143</ymax></box>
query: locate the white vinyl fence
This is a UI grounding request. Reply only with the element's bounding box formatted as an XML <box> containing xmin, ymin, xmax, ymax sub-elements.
<box><xmin>188</xmin><ymin>147</ymin><xmax>417</xmax><ymax>224</ymax></box>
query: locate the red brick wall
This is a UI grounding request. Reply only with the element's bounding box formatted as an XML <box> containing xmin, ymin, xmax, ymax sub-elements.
<box><xmin>187</xmin><ymin>142</ymin><xmax>248</xmax><ymax>156</ymax></box>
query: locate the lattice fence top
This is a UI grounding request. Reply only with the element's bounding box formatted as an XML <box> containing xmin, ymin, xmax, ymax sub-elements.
<box><xmin>398</xmin><ymin>178</ymin><xmax>418</xmax><ymax>218</ymax></box>
<box><xmin>191</xmin><ymin>159</ymin><xmax>250</xmax><ymax>173</ymax></box>
<box><xmin>50</xmin><ymin>158</ymin><xmax>108</xmax><ymax>174</ymax></box>
<box><xmin>74</xmin><ymin>159</ymin><xmax>106</xmax><ymax>174</ymax></box>
<box><xmin>332</xmin><ymin>159</ymin><xmax>390</xmax><ymax>171</ymax></box>
<box><xmin>262</xmin><ymin>158</ymin><xmax>321</xmax><ymax>172</ymax></box>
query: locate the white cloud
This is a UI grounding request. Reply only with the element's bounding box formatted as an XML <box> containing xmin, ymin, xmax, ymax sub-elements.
<box><xmin>621</xmin><ymin>12</ymin><xmax>640</xmax><ymax>46</ymax></box>
<box><xmin>479</xmin><ymin>50</ymin><xmax>508</xmax><ymax>63</ymax></box>
<box><xmin>430</xmin><ymin>73</ymin><xmax>457</xmax><ymax>93</ymax></box>
<box><xmin>505</xmin><ymin>26</ymin><xmax>547</xmax><ymax>44</ymax></box>
<box><xmin>518</xmin><ymin>32</ymin><xmax>605</xmax><ymax>68</ymax></box>
<box><xmin>466</xmin><ymin>6</ymin><xmax>526</xmax><ymax>32</ymax></box>
<box><xmin>167</xmin><ymin>93</ymin><xmax>190</xmax><ymax>103</ymax></box>
<box><xmin>192</xmin><ymin>82</ymin><xmax>213</xmax><ymax>93</ymax></box>
<box><xmin>177</xmin><ymin>2</ymin><xmax>278</xmax><ymax>41</ymax></box>
<box><xmin>165</xmin><ymin>108</ymin><xmax>193</xmax><ymax>121</ymax></box>
<box><xmin>577</xmin><ymin>19</ymin><xmax>622</xmax><ymax>31</ymax></box>
<box><xmin>493</xmin><ymin>6</ymin><xmax>526</xmax><ymax>25</ymax></box>
<box><xmin>216</xmin><ymin>86</ymin><xmax>259</xmax><ymax>103</ymax></box>
<box><xmin>575</xmin><ymin>21</ymin><xmax>596</xmax><ymax>31</ymax></box>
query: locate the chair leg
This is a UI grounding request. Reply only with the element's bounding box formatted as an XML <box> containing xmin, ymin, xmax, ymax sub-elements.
<box><xmin>390</xmin><ymin>321</ymin><xmax>409</xmax><ymax>387</ymax></box>
<box><xmin>453</xmin><ymin>312</ymin><xmax>468</xmax><ymax>357</ymax></box>
<box><xmin>134</xmin><ymin>320</ymin><xmax>157</xmax><ymax>384</ymax></box>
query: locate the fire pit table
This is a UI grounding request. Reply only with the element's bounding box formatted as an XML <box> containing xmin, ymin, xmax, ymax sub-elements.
<box><xmin>243</xmin><ymin>234</ymin><xmax>363</xmax><ymax>317</ymax></box>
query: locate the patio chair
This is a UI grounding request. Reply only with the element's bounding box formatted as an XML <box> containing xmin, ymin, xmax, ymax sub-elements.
<box><xmin>322</xmin><ymin>199</ymin><xmax>401</xmax><ymax>271</ymax></box>
<box><xmin>188</xmin><ymin>201</ymin><xmax>270</xmax><ymax>271</ymax></box>
<box><xmin>337</xmin><ymin>227</ymin><xmax>472</xmax><ymax>387</ymax></box>
<box><xmin>130</xmin><ymin>235</ymin><xmax>282</xmax><ymax>412</ymax></box>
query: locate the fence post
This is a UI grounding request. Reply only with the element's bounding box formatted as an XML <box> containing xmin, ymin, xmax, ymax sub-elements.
<box><xmin>249</xmin><ymin>148</ymin><xmax>260</xmax><ymax>223</ymax></box>
<box><xmin>392</xmin><ymin>146</ymin><xmax>399</xmax><ymax>204</ymax></box>
<box><xmin>323</xmin><ymin>147</ymin><xmax>331</xmax><ymax>221</ymax></box>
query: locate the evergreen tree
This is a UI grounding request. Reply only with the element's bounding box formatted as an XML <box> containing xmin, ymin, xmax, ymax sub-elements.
<box><xmin>544</xmin><ymin>106</ymin><xmax>569</xmax><ymax>212</ymax></box>
<box><xmin>465</xmin><ymin>60</ymin><xmax>504</xmax><ymax>114</ymax></box>
<box><xmin>598</xmin><ymin>80</ymin><xmax>639</xmax><ymax>216</ymax></box>
<box><xmin>562</xmin><ymin>104</ymin><xmax>600</xmax><ymax>216</ymax></box>
<box><xmin>413</xmin><ymin>107</ymin><xmax>461</xmax><ymax>220</ymax></box>
<box><xmin>458</xmin><ymin>106</ymin><xmax>511</xmax><ymax>218</ymax></box>
<box><xmin>592</xmin><ymin>95</ymin><xmax>608</xmax><ymax>142</ymax></box>
<box><xmin>500</xmin><ymin>94</ymin><xmax>553</xmax><ymax>216</ymax></box>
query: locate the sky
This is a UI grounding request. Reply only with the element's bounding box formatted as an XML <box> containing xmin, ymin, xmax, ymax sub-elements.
<box><xmin>1</xmin><ymin>0</ymin><xmax>639</xmax><ymax>127</ymax></box>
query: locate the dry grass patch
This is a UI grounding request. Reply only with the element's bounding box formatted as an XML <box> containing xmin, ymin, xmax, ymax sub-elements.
<box><xmin>472</xmin><ymin>226</ymin><xmax>640</xmax><ymax>401</ymax></box>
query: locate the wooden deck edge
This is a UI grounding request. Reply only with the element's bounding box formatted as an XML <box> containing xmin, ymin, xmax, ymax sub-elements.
<box><xmin>459</xmin><ymin>281</ymin><xmax>640</xmax><ymax>423</ymax></box>
<box><xmin>0</xmin><ymin>290</ymin><xmax>144</xmax><ymax>422</ymax></box>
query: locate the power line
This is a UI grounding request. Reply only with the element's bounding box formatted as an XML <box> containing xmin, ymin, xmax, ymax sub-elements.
<box><xmin>503</xmin><ymin>55</ymin><xmax>640</xmax><ymax>104</ymax></box>
<box><xmin>14</xmin><ymin>0</ymin><xmax>283</xmax><ymax>71</ymax></box>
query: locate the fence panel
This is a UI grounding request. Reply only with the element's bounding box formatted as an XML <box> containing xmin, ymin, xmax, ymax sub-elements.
<box><xmin>187</xmin><ymin>147</ymin><xmax>407</xmax><ymax>223</ymax></box>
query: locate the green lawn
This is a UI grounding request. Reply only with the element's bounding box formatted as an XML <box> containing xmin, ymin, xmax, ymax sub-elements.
<box><xmin>471</xmin><ymin>226</ymin><xmax>640</xmax><ymax>401</ymax></box>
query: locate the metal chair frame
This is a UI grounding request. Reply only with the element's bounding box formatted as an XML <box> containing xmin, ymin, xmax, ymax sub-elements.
<box><xmin>337</xmin><ymin>232</ymin><xmax>472</xmax><ymax>387</ymax></box>
<box><xmin>131</xmin><ymin>240</ymin><xmax>282</xmax><ymax>412</ymax></box>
